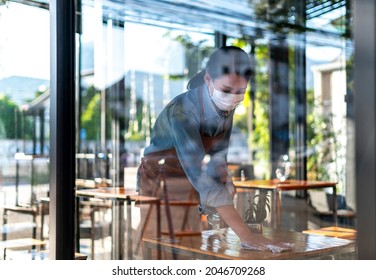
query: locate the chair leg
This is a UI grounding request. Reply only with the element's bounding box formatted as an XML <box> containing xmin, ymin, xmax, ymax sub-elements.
<box><xmin>90</xmin><ymin>208</ymin><xmax>95</xmax><ymax>259</ymax></box>
<box><xmin>2</xmin><ymin>209</ymin><xmax>8</xmax><ymax>241</ymax></box>
<box><xmin>32</xmin><ymin>212</ymin><xmax>37</xmax><ymax>240</ymax></box>
<box><xmin>161</xmin><ymin>177</ymin><xmax>177</xmax><ymax>260</ymax></box>
<box><xmin>180</xmin><ymin>188</ymin><xmax>196</xmax><ymax>232</ymax></box>
<box><xmin>161</xmin><ymin>178</ymin><xmax>175</xmax><ymax>242</ymax></box>
<box><xmin>135</xmin><ymin>180</ymin><xmax>165</xmax><ymax>257</ymax></box>
<box><xmin>40</xmin><ymin>208</ymin><xmax>45</xmax><ymax>241</ymax></box>
<box><xmin>135</xmin><ymin>203</ymin><xmax>154</xmax><ymax>255</ymax></box>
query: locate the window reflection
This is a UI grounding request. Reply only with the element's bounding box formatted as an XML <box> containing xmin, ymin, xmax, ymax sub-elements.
<box><xmin>0</xmin><ymin>0</ymin><xmax>356</xmax><ymax>260</ymax></box>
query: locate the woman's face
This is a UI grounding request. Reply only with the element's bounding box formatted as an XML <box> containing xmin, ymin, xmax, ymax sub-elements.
<box><xmin>205</xmin><ymin>73</ymin><xmax>248</xmax><ymax>95</ymax></box>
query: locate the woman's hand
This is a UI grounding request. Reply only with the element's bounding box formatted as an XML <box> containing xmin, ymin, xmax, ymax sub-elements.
<box><xmin>241</xmin><ymin>233</ymin><xmax>293</xmax><ymax>252</ymax></box>
<box><xmin>241</xmin><ymin>233</ymin><xmax>273</xmax><ymax>251</ymax></box>
<box><xmin>215</xmin><ymin>205</ymin><xmax>293</xmax><ymax>252</ymax></box>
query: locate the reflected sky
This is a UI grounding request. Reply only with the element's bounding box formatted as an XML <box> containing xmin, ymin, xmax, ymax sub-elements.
<box><xmin>0</xmin><ymin>2</ymin><xmax>49</xmax><ymax>80</ymax></box>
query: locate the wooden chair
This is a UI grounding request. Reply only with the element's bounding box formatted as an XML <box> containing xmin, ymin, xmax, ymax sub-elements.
<box><xmin>308</xmin><ymin>191</ymin><xmax>356</xmax><ymax>227</ymax></box>
<box><xmin>78</xmin><ymin>199</ymin><xmax>112</xmax><ymax>259</ymax></box>
<box><xmin>135</xmin><ymin>172</ymin><xmax>201</xmax><ymax>260</ymax></box>
<box><xmin>150</xmin><ymin>163</ymin><xmax>254</xmax><ymax>240</ymax></box>
<box><xmin>0</xmin><ymin>238</ymin><xmax>46</xmax><ymax>260</ymax></box>
<box><xmin>138</xmin><ymin>162</ymin><xmax>251</xmax><ymax>259</ymax></box>
<box><xmin>2</xmin><ymin>156</ymin><xmax>39</xmax><ymax>241</ymax></box>
<box><xmin>2</xmin><ymin>154</ymin><xmax>49</xmax><ymax>242</ymax></box>
<box><xmin>160</xmin><ymin>183</ymin><xmax>201</xmax><ymax>239</ymax></box>
<box><xmin>2</xmin><ymin>205</ymin><xmax>39</xmax><ymax>241</ymax></box>
<box><xmin>73</xmin><ymin>177</ymin><xmax>113</xmax><ymax>259</ymax></box>
<box><xmin>39</xmin><ymin>195</ymin><xmax>112</xmax><ymax>260</ymax></box>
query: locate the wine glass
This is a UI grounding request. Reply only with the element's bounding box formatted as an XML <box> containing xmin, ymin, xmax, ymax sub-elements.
<box><xmin>275</xmin><ymin>154</ymin><xmax>291</xmax><ymax>182</ymax></box>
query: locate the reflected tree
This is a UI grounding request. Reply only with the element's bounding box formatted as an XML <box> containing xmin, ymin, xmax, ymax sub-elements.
<box><xmin>0</xmin><ymin>94</ymin><xmax>33</xmax><ymax>141</ymax></box>
<box><xmin>166</xmin><ymin>33</ymin><xmax>214</xmax><ymax>80</ymax></box>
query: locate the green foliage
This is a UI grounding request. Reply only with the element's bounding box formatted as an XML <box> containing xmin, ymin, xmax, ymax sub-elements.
<box><xmin>233</xmin><ymin>109</ymin><xmax>248</xmax><ymax>133</ymax></box>
<box><xmin>251</xmin><ymin>0</ymin><xmax>347</xmax><ymax>35</ymax></box>
<box><xmin>80</xmin><ymin>82</ymin><xmax>148</xmax><ymax>143</ymax></box>
<box><xmin>0</xmin><ymin>94</ymin><xmax>22</xmax><ymax>139</ymax></box>
<box><xmin>250</xmin><ymin>45</ymin><xmax>270</xmax><ymax>170</ymax></box>
<box><xmin>306</xmin><ymin>88</ymin><xmax>342</xmax><ymax>182</ymax></box>
<box><xmin>0</xmin><ymin>94</ymin><xmax>36</xmax><ymax>140</ymax></box>
<box><xmin>166</xmin><ymin>32</ymin><xmax>214</xmax><ymax>79</ymax></box>
<box><xmin>230</xmin><ymin>38</ymin><xmax>250</xmax><ymax>50</ymax></box>
<box><xmin>81</xmin><ymin>92</ymin><xmax>101</xmax><ymax>140</ymax></box>
<box><xmin>244</xmin><ymin>190</ymin><xmax>271</xmax><ymax>224</ymax></box>
<box><xmin>126</xmin><ymin>131</ymin><xmax>145</xmax><ymax>141</ymax></box>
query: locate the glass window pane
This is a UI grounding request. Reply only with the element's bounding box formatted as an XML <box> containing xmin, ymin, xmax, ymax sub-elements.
<box><xmin>0</xmin><ymin>2</ymin><xmax>50</xmax><ymax>253</ymax></box>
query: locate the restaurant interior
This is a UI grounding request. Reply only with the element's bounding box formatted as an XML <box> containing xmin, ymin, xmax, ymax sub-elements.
<box><xmin>0</xmin><ymin>0</ymin><xmax>375</xmax><ymax>260</ymax></box>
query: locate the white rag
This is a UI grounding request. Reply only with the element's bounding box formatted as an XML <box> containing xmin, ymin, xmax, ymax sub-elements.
<box><xmin>241</xmin><ymin>242</ymin><xmax>295</xmax><ymax>253</ymax></box>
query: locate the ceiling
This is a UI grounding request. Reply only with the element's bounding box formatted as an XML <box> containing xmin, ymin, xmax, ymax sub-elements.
<box><xmin>13</xmin><ymin>0</ymin><xmax>350</xmax><ymax>46</ymax></box>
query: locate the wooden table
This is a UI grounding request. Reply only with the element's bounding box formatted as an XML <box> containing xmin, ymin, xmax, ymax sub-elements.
<box><xmin>303</xmin><ymin>226</ymin><xmax>357</xmax><ymax>240</ymax></box>
<box><xmin>233</xmin><ymin>179</ymin><xmax>338</xmax><ymax>227</ymax></box>
<box><xmin>143</xmin><ymin>227</ymin><xmax>356</xmax><ymax>260</ymax></box>
<box><xmin>75</xmin><ymin>178</ymin><xmax>111</xmax><ymax>189</ymax></box>
<box><xmin>76</xmin><ymin>187</ymin><xmax>161</xmax><ymax>260</ymax></box>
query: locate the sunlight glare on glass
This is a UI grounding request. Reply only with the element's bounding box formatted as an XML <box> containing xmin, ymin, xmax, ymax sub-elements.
<box><xmin>0</xmin><ymin>2</ymin><xmax>49</xmax><ymax>80</ymax></box>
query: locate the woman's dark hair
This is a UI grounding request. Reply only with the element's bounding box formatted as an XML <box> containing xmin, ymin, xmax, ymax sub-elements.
<box><xmin>187</xmin><ymin>46</ymin><xmax>253</xmax><ymax>89</ymax></box>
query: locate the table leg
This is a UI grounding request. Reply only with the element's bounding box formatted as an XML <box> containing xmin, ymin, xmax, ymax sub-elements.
<box><xmin>111</xmin><ymin>202</ymin><xmax>117</xmax><ymax>259</ymax></box>
<box><xmin>333</xmin><ymin>186</ymin><xmax>337</xmax><ymax>226</ymax></box>
<box><xmin>111</xmin><ymin>200</ymin><xmax>124</xmax><ymax>260</ymax></box>
<box><xmin>41</xmin><ymin>204</ymin><xmax>45</xmax><ymax>241</ymax></box>
<box><xmin>156</xmin><ymin>200</ymin><xmax>161</xmax><ymax>260</ymax></box>
<box><xmin>271</xmin><ymin>190</ymin><xmax>278</xmax><ymax>228</ymax></box>
<box><xmin>119</xmin><ymin>201</ymin><xmax>125</xmax><ymax>260</ymax></box>
<box><xmin>303</xmin><ymin>190</ymin><xmax>309</xmax><ymax>229</ymax></box>
<box><xmin>143</xmin><ymin>243</ymin><xmax>151</xmax><ymax>260</ymax></box>
<box><xmin>276</xmin><ymin>191</ymin><xmax>281</xmax><ymax>226</ymax></box>
<box><xmin>127</xmin><ymin>200</ymin><xmax>133</xmax><ymax>260</ymax></box>
<box><xmin>75</xmin><ymin>196</ymin><xmax>81</xmax><ymax>253</ymax></box>
<box><xmin>156</xmin><ymin>201</ymin><xmax>161</xmax><ymax>240</ymax></box>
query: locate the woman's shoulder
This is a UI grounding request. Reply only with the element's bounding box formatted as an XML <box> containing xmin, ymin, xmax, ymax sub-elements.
<box><xmin>164</xmin><ymin>88</ymin><xmax>200</xmax><ymax>120</ymax></box>
<box><xmin>171</xmin><ymin>87</ymin><xmax>200</xmax><ymax>107</ymax></box>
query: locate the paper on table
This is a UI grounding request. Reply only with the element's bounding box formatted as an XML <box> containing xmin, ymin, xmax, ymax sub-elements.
<box><xmin>241</xmin><ymin>242</ymin><xmax>295</xmax><ymax>253</ymax></box>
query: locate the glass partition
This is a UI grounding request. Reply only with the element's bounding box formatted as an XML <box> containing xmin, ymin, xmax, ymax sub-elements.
<box><xmin>0</xmin><ymin>0</ymin><xmax>356</xmax><ymax>260</ymax></box>
<box><xmin>75</xmin><ymin>0</ymin><xmax>354</xmax><ymax>260</ymax></box>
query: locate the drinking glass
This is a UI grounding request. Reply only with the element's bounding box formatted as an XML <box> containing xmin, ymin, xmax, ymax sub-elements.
<box><xmin>275</xmin><ymin>154</ymin><xmax>291</xmax><ymax>182</ymax></box>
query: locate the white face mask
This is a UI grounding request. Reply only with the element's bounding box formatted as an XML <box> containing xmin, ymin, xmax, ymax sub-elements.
<box><xmin>209</xmin><ymin>80</ymin><xmax>245</xmax><ymax>111</ymax></box>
